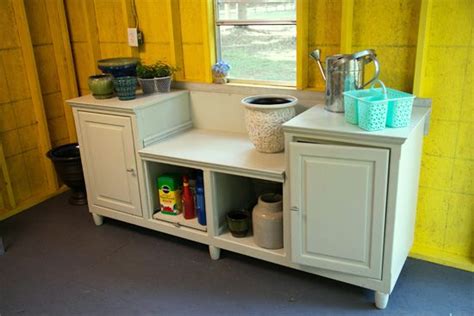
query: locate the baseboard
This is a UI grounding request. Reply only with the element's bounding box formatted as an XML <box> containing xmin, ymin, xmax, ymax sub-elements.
<box><xmin>0</xmin><ymin>186</ymin><xmax>69</xmax><ymax>221</ymax></box>
<box><xmin>409</xmin><ymin>244</ymin><xmax>473</xmax><ymax>272</ymax></box>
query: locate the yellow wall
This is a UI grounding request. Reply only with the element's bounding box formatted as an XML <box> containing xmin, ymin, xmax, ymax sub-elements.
<box><xmin>0</xmin><ymin>0</ymin><xmax>76</xmax><ymax>219</ymax></box>
<box><xmin>307</xmin><ymin>0</ymin><xmax>341</xmax><ymax>91</ymax></box>
<box><xmin>352</xmin><ymin>0</ymin><xmax>420</xmax><ymax>91</ymax></box>
<box><xmin>0</xmin><ymin>0</ymin><xmax>471</xmax><ymax>270</ymax></box>
<box><xmin>410</xmin><ymin>0</ymin><xmax>473</xmax><ymax>271</ymax></box>
<box><xmin>25</xmin><ymin>0</ymin><xmax>71</xmax><ymax>148</ymax></box>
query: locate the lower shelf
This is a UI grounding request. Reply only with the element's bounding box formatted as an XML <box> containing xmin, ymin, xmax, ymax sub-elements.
<box><xmin>152</xmin><ymin>211</ymin><xmax>207</xmax><ymax>232</ymax></box>
<box><xmin>215</xmin><ymin>230</ymin><xmax>286</xmax><ymax>258</ymax></box>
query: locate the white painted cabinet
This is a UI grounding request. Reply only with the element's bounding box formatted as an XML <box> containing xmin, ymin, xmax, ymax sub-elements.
<box><xmin>68</xmin><ymin>91</ymin><xmax>430</xmax><ymax>310</ymax></box>
<box><xmin>68</xmin><ymin>91</ymin><xmax>192</xmax><ymax>222</ymax></box>
<box><xmin>78</xmin><ymin>112</ymin><xmax>142</xmax><ymax>216</ymax></box>
<box><xmin>289</xmin><ymin>142</ymin><xmax>388</xmax><ymax>279</ymax></box>
<box><xmin>284</xmin><ymin>104</ymin><xmax>430</xmax><ymax>309</ymax></box>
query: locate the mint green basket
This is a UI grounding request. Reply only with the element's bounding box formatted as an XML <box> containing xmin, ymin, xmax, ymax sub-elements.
<box><xmin>385</xmin><ymin>89</ymin><xmax>415</xmax><ymax>128</ymax></box>
<box><xmin>357</xmin><ymin>80</ymin><xmax>388</xmax><ymax>131</ymax></box>
<box><xmin>343</xmin><ymin>89</ymin><xmax>377</xmax><ymax>125</ymax></box>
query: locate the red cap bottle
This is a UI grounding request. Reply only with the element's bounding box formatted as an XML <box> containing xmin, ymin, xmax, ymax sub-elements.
<box><xmin>182</xmin><ymin>175</ymin><xmax>195</xmax><ymax>219</ymax></box>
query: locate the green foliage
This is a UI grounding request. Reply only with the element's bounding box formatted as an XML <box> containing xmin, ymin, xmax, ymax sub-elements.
<box><xmin>136</xmin><ymin>61</ymin><xmax>177</xmax><ymax>78</ymax></box>
<box><xmin>154</xmin><ymin>61</ymin><xmax>177</xmax><ymax>78</ymax></box>
<box><xmin>220</xmin><ymin>26</ymin><xmax>296</xmax><ymax>82</ymax></box>
<box><xmin>136</xmin><ymin>63</ymin><xmax>156</xmax><ymax>79</ymax></box>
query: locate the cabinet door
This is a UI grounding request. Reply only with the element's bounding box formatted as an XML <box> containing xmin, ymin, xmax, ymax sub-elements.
<box><xmin>78</xmin><ymin>111</ymin><xmax>142</xmax><ymax>216</ymax></box>
<box><xmin>290</xmin><ymin>142</ymin><xmax>388</xmax><ymax>279</ymax></box>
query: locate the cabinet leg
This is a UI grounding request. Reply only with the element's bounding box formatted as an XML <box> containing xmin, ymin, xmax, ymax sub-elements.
<box><xmin>209</xmin><ymin>245</ymin><xmax>221</xmax><ymax>260</ymax></box>
<box><xmin>375</xmin><ymin>291</ymin><xmax>389</xmax><ymax>309</ymax></box>
<box><xmin>92</xmin><ymin>213</ymin><xmax>104</xmax><ymax>226</ymax></box>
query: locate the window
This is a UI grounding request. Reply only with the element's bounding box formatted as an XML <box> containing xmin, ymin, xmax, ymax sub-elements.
<box><xmin>215</xmin><ymin>0</ymin><xmax>296</xmax><ymax>85</ymax></box>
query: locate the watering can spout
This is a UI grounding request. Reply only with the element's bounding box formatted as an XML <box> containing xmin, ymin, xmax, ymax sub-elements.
<box><xmin>310</xmin><ymin>49</ymin><xmax>326</xmax><ymax>81</ymax></box>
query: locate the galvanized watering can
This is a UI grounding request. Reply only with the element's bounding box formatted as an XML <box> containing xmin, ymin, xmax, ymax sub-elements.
<box><xmin>310</xmin><ymin>49</ymin><xmax>380</xmax><ymax>113</ymax></box>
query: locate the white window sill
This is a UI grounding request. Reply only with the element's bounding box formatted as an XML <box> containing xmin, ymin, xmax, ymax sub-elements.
<box><xmin>172</xmin><ymin>80</ymin><xmax>325</xmax><ymax>105</ymax></box>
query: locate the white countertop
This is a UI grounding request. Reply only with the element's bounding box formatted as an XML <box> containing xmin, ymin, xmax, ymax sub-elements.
<box><xmin>283</xmin><ymin>104</ymin><xmax>431</xmax><ymax>144</ymax></box>
<box><xmin>66</xmin><ymin>90</ymin><xmax>189</xmax><ymax>113</ymax></box>
<box><xmin>139</xmin><ymin>129</ymin><xmax>285</xmax><ymax>182</ymax></box>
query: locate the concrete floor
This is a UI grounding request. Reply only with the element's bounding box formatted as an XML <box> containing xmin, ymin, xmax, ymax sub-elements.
<box><xmin>0</xmin><ymin>193</ymin><xmax>472</xmax><ymax>315</ymax></box>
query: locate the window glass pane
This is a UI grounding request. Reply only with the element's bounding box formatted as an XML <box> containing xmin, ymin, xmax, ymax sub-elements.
<box><xmin>219</xmin><ymin>25</ymin><xmax>296</xmax><ymax>83</ymax></box>
<box><xmin>217</xmin><ymin>0</ymin><xmax>296</xmax><ymax>20</ymax></box>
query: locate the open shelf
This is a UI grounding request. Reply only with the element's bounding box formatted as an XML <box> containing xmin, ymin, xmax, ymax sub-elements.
<box><xmin>215</xmin><ymin>230</ymin><xmax>285</xmax><ymax>258</ymax></box>
<box><xmin>210</xmin><ymin>171</ymin><xmax>285</xmax><ymax>261</ymax></box>
<box><xmin>143</xmin><ymin>160</ymin><xmax>207</xmax><ymax>232</ymax></box>
<box><xmin>140</xmin><ymin>133</ymin><xmax>287</xmax><ymax>261</ymax></box>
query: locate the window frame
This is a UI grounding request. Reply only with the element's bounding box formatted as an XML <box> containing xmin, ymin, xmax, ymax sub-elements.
<box><xmin>213</xmin><ymin>0</ymin><xmax>297</xmax><ymax>87</ymax></box>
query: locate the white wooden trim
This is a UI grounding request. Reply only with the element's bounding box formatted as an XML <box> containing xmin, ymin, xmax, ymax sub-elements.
<box><xmin>142</xmin><ymin>121</ymin><xmax>193</xmax><ymax>147</ymax></box>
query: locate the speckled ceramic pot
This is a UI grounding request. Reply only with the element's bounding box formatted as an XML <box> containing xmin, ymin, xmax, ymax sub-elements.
<box><xmin>242</xmin><ymin>95</ymin><xmax>297</xmax><ymax>153</ymax></box>
<box><xmin>88</xmin><ymin>74</ymin><xmax>114</xmax><ymax>99</ymax></box>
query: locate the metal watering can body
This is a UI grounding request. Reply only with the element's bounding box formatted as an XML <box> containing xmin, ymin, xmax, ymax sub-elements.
<box><xmin>310</xmin><ymin>49</ymin><xmax>380</xmax><ymax>113</ymax></box>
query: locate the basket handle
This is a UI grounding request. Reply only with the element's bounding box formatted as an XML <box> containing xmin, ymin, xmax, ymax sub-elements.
<box><xmin>370</xmin><ymin>79</ymin><xmax>387</xmax><ymax>98</ymax></box>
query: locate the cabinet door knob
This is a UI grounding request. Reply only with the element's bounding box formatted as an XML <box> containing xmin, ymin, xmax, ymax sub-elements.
<box><xmin>290</xmin><ymin>206</ymin><xmax>299</xmax><ymax>212</ymax></box>
<box><xmin>126</xmin><ymin>168</ymin><xmax>135</xmax><ymax>175</ymax></box>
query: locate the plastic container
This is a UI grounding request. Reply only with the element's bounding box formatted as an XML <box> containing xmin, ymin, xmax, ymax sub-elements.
<box><xmin>157</xmin><ymin>174</ymin><xmax>182</xmax><ymax>215</ymax></box>
<box><xmin>343</xmin><ymin>89</ymin><xmax>376</xmax><ymax>124</ymax></box>
<box><xmin>344</xmin><ymin>80</ymin><xmax>415</xmax><ymax>130</ymax></box>
<box><xmin>358</xmin><ymin>94</ymin><xmax>389</xmax><ymax>131</ymax></box>
<box><xmin>196</xmin><ymin>172</ymin><xmax>206</xmax><ymax>226</ymax></box>
<box><xmin>182</xmin><ymin>176</ymin><xmax>195</xmax><ymax>219</ymax></box>
<box><xmin>385</xmin><ymin>89</ymin><xmax>415</xmax><ymax>128</ymax></box>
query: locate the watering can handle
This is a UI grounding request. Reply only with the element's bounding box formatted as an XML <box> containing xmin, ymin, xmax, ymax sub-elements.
<box><xmin>361</xmin><ymin>52</ymin><xmax>380</xmax><ymax>88</ymax></box>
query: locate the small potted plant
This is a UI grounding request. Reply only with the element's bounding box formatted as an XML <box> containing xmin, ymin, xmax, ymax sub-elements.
<box><xmin>154</xmin><ymin>61</ymin><xmax>177</xmax><ymax>93</ymax></box>
<box><xmin>212</xmin><ymin>60</ymin><xmax>231</xmax><ymax>84</ymax></box>
<box><xmin>136</xmin><ymin>62</ymin><xmax>158</xmax><ymax>94</ymax></box>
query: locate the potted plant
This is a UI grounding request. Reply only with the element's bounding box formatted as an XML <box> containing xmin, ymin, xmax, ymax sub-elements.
<box><xmin>212</xmin><ymin>60</ymin><xmax>231</xmax><ymax>84</ymax></box>
<box><xmin>154</xmin><ymin>61</ymin><xmax>177</xmax><ymax>93</ymax></box>
<box><xmin>136</xmin><ymin>62</ymin><xmax>158</xmax><ymax>94</ymax></box>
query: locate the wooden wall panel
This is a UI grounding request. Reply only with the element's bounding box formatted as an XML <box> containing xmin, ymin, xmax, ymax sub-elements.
<box><xmin>0</xmin><ymin>1</ymin><xmax>19</xmax><ymax>50</ymax></box>
<box><xmin>352</xmin><ymin>0</ymin><xmax>421</xmax><ymax>91</ymax></box>
<box><xmin>65</xmin><ymin>0</ymin><xmax>101</xmax><ymax>95</ymax></box>
<box><xmin>0</xmin><ymin>0</ymin><xmax>77</xmax><ymax>219</ymax></box>
<box><xmin>94</xmin><ymin>0</ymin><xmax>132</xmax><ymax>58</ymax></box>
<box><xmin>307</xmin><ymin>0</ymin><xmax>342</xmax><ymax>90</ymax></box>
<box><xmin>410</xmin><ymin>0</ymin><xmax>473</xmax><ymax>271</ymax></box>
<box><xmin>179</xmin><ymin>0</ymin><xmax>209</xmax><ymax>82</ymax></box>
<box><xmin>135</xmin><ymin>0</ymin><xmax>172</xmax><ymax>64</ymax></box>
<box><xmin>25</xmin><ymin>0</ymin><xmax>71</xmax><ymax>148</ymax></box>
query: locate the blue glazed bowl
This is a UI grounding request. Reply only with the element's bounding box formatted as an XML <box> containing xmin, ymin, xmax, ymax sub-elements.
<box><xmin>97</xmin><ymin>57</ymin><xmax>139</xmax><ymax>78</ymax></box>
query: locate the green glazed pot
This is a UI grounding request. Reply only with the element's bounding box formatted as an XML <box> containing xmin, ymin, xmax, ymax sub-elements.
<box><xmin>88</xmin><ymin>74</ymin><xmax>114</xmax><ymax>99</ymax></box>
<box><xmin>226</xmin><ymin>210</ymin><xmax>250</xmax><ymax>238</ymax></box>
<box><xmin>113</xmin><ymin>76</ymin><xmax>137</xmax><ymax>101</ymax></box>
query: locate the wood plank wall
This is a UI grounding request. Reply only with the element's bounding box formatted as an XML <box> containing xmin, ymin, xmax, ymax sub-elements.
<box><xmin>0</xmin><ymin>0</ymin><xmax>76</xmax><ymax>220</ymax></box>
<box><xmin>411</xmin><ymin>0</ymin><xmax>473</xmax><ymax>271</ymax></box>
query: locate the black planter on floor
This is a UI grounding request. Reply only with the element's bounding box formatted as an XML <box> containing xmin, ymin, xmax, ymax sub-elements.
<box><xmin>47</xmin><ymin>143</ymin><xmax>87</xmax><ymax>205</ymax></box>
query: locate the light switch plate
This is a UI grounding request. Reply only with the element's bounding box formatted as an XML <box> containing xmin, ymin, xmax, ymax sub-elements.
<box><xmin>128</xmin><ymin>28</ymin><xmax>138</xmax><ymax>47</ymax></box>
